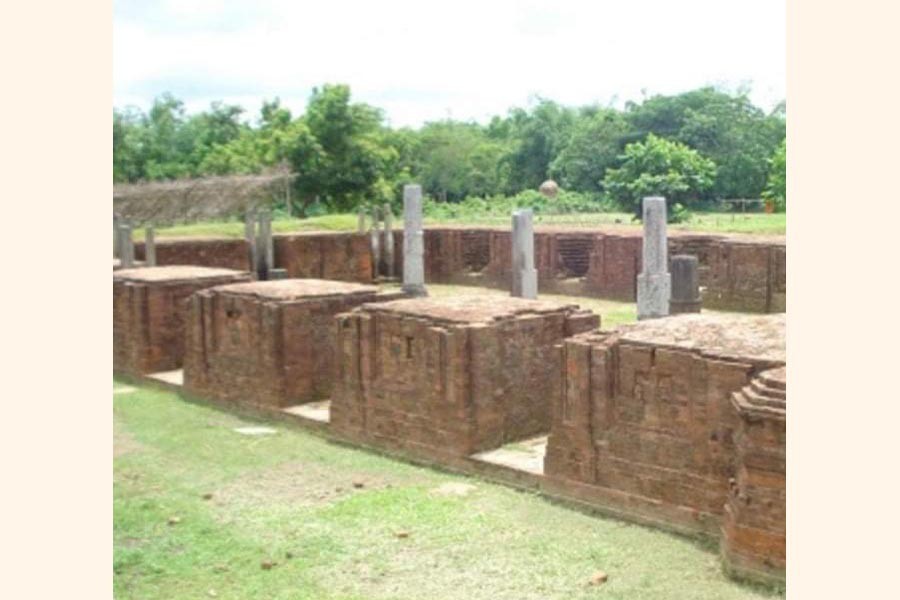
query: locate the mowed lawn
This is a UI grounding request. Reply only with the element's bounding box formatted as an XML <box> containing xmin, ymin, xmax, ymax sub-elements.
<box><xmin>114</xmin><ymin>382</ymin><xmax>784</xmax><ymax>600</ymax></box>
<box><xmin>139</xmin><ymin>211</ymin><xmax>785</xmax><ymax>240</ymax></box>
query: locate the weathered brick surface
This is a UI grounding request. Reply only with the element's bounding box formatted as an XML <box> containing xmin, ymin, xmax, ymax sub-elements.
<box><xmin>113</xmin><ymin>266</ymin><xmax>252</xmax><ymax>376</ymax></box>
<box><xmin>183</xmin><ymin>279</ymin><xmax>383</xmax><ymax>409</ymax></box>
<box><xmin>134</xmin><ymin>238</ymin><xmax>250</xmax><ymax>271</ymax></box>
<box><xmin>545</xmin><ymin>314</ymin><xmax>785</xmax><ymax>545</ymax></box>
<box><xmin>722</xmin><ymin>366</ymin><xmax>786</xmax><ymax>580</ymax></box>
<box><xmin>133</xmin><ymin>228</ymin><xmax>785</xmax><ymax>313</ymax></box>
<box><xmin>275</xmin><ymin>233</ymin><xmax>373</xmax><ymax>282</ymax></box>
<box><xmin>331</xmin><ymin>296</ymin><xmax>599</xmax><ymax>462</ymax></box>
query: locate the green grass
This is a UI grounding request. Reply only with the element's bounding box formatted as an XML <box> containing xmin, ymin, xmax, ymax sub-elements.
<box><xmin>115</xmin><ymin>382</ymin><xmax>783</xmax><ymax>599</ymax></box>
<box><xmin>144</xmin><ymin>211</ymin><xmax>784</xmax><ymax>240</ymax></box>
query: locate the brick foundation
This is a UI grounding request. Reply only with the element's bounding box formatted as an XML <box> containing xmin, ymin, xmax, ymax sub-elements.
<box><xmin>722</xmin><ymin>366</ymin><xmax>786</xmax><ymax>581</ymax></box>
<box><xmin>113</xmin><ymin>266</ymin><xmax>252</xmax><ymax>376</ymax></box>
<box><xmin>134</xmin><ymin>238</ymin><xmax>250</xmax><ymax>271</ymax></box>
<box><xmin>183</xmin><ymin>279</ymin><xmax>390</xmax><ymax>409</ymax></box>
<box><xmin>544</xmin><ymin>314</ymin><xmax>785</xmax><ymax>579</ymax></box>
<box><xmin>331</xmin><ymin>296</ymin><xmax>599</xmax><ymax>463</ymax></box>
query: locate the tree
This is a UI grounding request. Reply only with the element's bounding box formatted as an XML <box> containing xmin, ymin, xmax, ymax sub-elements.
<box><xmin>603</xmin><ymin>134</ymin><xmax>717</xmax><ymax>216</ymax></box>
<box><xmin>762</xmin><ymin>139</ymin><xmax>786</xmax><ymax>211</ymax></box>
<box><xmin>549</xmin><ymin>108</ymin><xmax>628</xmax><ymax>194</ymax></box>
<box><xmin>625</xmin><ymin>87</ymin><xmax>784</xmax><ymax>199</ymax></box>
<box><xmin>499</xmin><ymin>99</ymin><xmax>577</xmax><ymax>193</ymax></box>
<box><xmin>289</xmin><ymin>84</ymin><xmax>395</xmax><ymax>214</ymax></box>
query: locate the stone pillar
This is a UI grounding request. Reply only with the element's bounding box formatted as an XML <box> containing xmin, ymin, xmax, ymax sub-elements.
<box><xmin>357</xmin><ymin>208</ymin><xmax>367</xmax><ymax>234</ymax></box>
<box><xmin>401</xmin><ymin>184</ymin><xmax>427</xmax><ymax>296</ymax></box>
<box><xmin>511</xmin><ymin>209</ymin><xmax>538</xmax><ymax>299</ymax></box>
<box><xmin>113</xmin><ymin>213</ymin><xmax>122</xmax><ymax>258</ymax></box>
<box><xmin>383</xmin><ymin>203</ymin><xmax>395</xmax><ymax>278</ymax></box>
<box><xmin>145</xmin><ymin>227</ymin><xmax>157</xmax><ymax>267</ymax></box>
<box><xmin>370</xmin><ymin>207</ymin><xmax>381</xmax><ymax>279</ymax></box>
<box><xmin>119</xmin><ymin>224</ymin><xmax>134</xmax><ymax>268</ymax></box>
<box><xmin>670</xmin><ymin>255</ymin><xmax>701</xmax><ymax>314</ymax></box>
<box><xmin>636</xmin><ymin>197</ymin><xmax>671</xmax><ymax>319</ymax></box>
<box><xmin>256</xmin><ymin>209</ymin><xmax>274</xmax><ymax>280</ymax></box>
<box><xmin>244</xmin><ymin>211</ymin><xmax>259</xmax><ymax>278</ymax></box>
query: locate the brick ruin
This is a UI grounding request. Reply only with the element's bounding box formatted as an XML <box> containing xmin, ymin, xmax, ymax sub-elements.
<box><xmin>331</xmin><ymin>296</ymin><xmax>598</xmax><ymax>464</ymax></box>
<box><xmin>113</xmin><ymin>266</ymin><xmax>252</xmax><ymax>376</ymax></box>
<box><xmin>136</xmin><ymin>227</ymin><xmax>785</xmax><ymax>313</ymax></box>
<box><xmin>183</xmin><ymin>279</ymin><xmax>391</xmax><ymax>410</ymax></box>
<box><xmin>115</xmin><ymin>231</ymin><xmax>787</xmax><ymax>584</ymax></box>
<box><xmin>543</xmin><ymin>313</ymin><xmax>785</xmax><ymax>580</ymax></box>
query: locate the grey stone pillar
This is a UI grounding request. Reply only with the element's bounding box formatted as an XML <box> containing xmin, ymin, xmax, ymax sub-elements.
<box><xmin>670</xmin><ymin>255</ymin><xmax>701</xmax><ymax>314</ymax></box>
<box><xmin>244</xmin><ymin>211</ymin><xmax>259</xmax><ymax>277</ymax></box>
<box><xmin>358</xmin><ymin>208</ymin><xmax>367</xmax><ymax>234</ymax></box>
<box><xmin>401</xmin><ymin>184</ymin><xmax>427</xmax><ymax>296</ymax></box>
<box><xmin>119</xmin><ymin>224</ymin><xmax>134</xmax><ymax>268</ymax></box>
<box><xmin>383</xmin><ymin>203</ymin><xmax>395</xmax><ymax>278</ymax></box>
<box><xmin>113</xmin><ymin>213</ymin><xmax>122</xmax><ymax>258</ymax></box>
<box><xmin>256</xmin><ymin>209</ymin><xmax>274</xmax><ymax>280</ymax></box>
<box><xmin>511</xmin><ymin>209</ymin><xmax>538</xmax><ymax>299</ymax></box>
<box><xmin>145</xmin><ymin>227</ymin><xmax>157</xmax><ymax>267</ymax></box>
<box><xmin>636</xmin><ymin>197</ymin><xmax>671</xmax><ymax>319</ymax></box>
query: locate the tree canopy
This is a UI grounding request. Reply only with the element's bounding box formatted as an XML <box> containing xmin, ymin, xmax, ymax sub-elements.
<box><xmin>113</xmin><ymin>85</ymin><xmax>786</xmax><ymax>214</ymax></box>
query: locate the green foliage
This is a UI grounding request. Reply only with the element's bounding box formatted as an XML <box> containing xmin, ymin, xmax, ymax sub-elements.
<box><xmin>423</xmin><ymin>189</ymin><xmax>608</xmax><ymax>220</ymax></box>
<box><xmin>113</xmin><ymin>85</ymin><xmax>785</xmax><ymax>217</ymax></box>
<box><xmin>603</xmin><ymin>134</ymin><xmax>717</xmax><ymax>216</ymax></box>
<box><xmin>762</xmin><ymin>139</ymin><xmax>786</xmax><ymax>211</ymax></box>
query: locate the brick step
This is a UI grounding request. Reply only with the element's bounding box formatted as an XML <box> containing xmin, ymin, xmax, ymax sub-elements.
<box><xmin>750</xmin><ymin>378</ymin><xmax>786</xmax><ymax>401</ymax></box>
<box><xmin>757</xmin><ymin>367</ymin><xmax>786</xmax><ymax>391</ymax></box>
<box><xmin>738</xmin><ymin>385</ymin><xmax>786</xmax><ymax>411</ymax></box>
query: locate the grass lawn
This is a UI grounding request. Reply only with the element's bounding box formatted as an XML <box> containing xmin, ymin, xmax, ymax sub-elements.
<box><xmin>141</xmin><ymin>211</ymin><xmax>784</xmax><ymax>240</ymax></box>
<box><xmin>114</xmin><ymin>381</ymin><xmax>784</xmax><ymax>600</ymax></box>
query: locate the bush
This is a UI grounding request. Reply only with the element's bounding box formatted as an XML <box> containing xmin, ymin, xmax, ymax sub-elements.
<box><xmin>423</xmin><ymin>189</ymin><xmax>612</xmax><ymax>219</ymax></box>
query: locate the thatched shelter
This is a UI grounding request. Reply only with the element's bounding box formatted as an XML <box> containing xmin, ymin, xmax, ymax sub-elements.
<box><xmin>113</xmin><ymin>171</ymin><xmax>295</xmax><ymax>226</ymax></box>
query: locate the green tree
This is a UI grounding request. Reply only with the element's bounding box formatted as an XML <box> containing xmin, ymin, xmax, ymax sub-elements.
<box><xmin>549</xmin><ymin>108</ymin><xmax>628</xmax><ymax>194</ymax></box>
<box><xmin>499</xmin><ymin>99</ymin><xmax>577</xmax><ymax>193</ymax></box>
<box><xmin>762</xmin><ymin>139</ymin><xmax>786</xmax><ymax>211</ymax></box>
<box><xmin>603</xmin><ymin>134</ymin><xmax>717</xmax><ymax>216</ymax></box>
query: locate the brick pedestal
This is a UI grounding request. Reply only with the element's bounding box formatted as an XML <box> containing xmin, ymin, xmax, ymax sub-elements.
<box><xmin>722</xmin><ymin>366</ymin><xmax>786</xmax><ymax>582</ymax></box>
<box><xmin>331</xmin><ymin>296</ymin><xmax>598</xmax><ymax>463</ymax></box>
<box><xmin>114</xmin><ymin>266</ymin><xmax>252</xmax><ymax>376</ymax></box>
<box><xmin>183</xmin><ymin>279</ymin><xmax>382</xmax><ymax>409</ymax></box>
<box><xmin>545</xmin><ymin>314</ymin><xmax>785</xmax><ymax>546</ymax></box>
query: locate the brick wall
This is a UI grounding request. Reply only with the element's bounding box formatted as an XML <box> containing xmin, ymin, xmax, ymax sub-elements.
<box><xmin>113</xmin><ymin>266</ymin><xmax>252</xmax><ymax>376</ymax></box>
<box><xmin>183</xmin><ymin>279</ymin><xmax>381</xmax><ymax>409</ymax></box>
<box><xmin>135</xmin><ymin>238</ymin><xmax>250</xmax><ymax>271</ymax></box>
<box><xmin>331</xmin><ymin>297</ymin><xmax>599</xmax><ymax>463</ymax></box>
<box><xmin>275</xmin><ymin>233</ymin><xmax>374</xmax><ymax>282</ymax></box>
<box><xmin>543</xmin><ymin>313</ymin><xmax>785</xmax><ymax>579</ymax></box>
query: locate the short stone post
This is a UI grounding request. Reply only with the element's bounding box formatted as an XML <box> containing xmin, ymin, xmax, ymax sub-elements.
<box><xmin>636</xmin><ymin>197</ymin><xmax>671</xmax><ymax>319</ymax></box>
<box><xmin>358</xmin><ymin>208</ymin><xmax>367</xmax><ymax>234</ymax></box>
<box><xmin>113</xmin><ymin>213</ymin><xmax>122</xmax><ymax>258</ymax></box>
<box><xmin>383</xmin><ymin>203</ymin><xmax>395</xmax><ymax>278</ymax></box>
<box><xmin>669</xmin><ymin>255</ymin><xmax>701</xmax><ymax>314</ymax></box>
<box><xmin>256</xmin><ymin>209</ymin><xmax>274</xmax><ymax>280</ymax></box>
<box><xmin>401</xmin><ymin>184</ymin><xmax>427</xmax><ymax>296</ymax></box>
<box><xmin>119</xmin><ymin>224</ymin><xmax>134</xmax><ymax>268</ymax></box>
<box><xmin>511</xmin><ymin>209</ymin><xmax>538</xmax><ymax>299</ymax></box>
<box><xmin>145</xmin><ymin>227</ymin><xmax>157</xmax><ymax>267</ymax></box>
<box><xmin>244</xmin><ymin>211</ymin><xmax>259</xmax><ymax>277</ymax></box>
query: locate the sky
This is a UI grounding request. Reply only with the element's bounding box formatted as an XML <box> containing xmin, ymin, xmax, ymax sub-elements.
<box><xmin>113</xmin><ymin>0</ymin><xmax>786</xmax><ymax>128</ymax></box>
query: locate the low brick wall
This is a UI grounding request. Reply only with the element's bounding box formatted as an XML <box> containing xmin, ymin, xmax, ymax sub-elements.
<box><xmin>184</xmin><ymin>279</ymin><xmax>382</xmax><ymax>409</ymax></box>
<box><xmin>135</xmin><ymin>238</ymin><xmax>250</xmax><ymax>271</ymax></box>
<box><xmin>113</xmin><ymin>266</ymin><xmax>252</xmax><ymax>376</ymax></box>
<box><xmin>134</xmin><ymin>227</ymin><xmax>785</xmax><ymax>313</ymax></box>
<box><xmin>331</xmin><ymin>296</ymin><xmax>599</xmax><ymax>463</ymax></box>
<box><xmin>544</xmin><ymin>313</ymin><xmax>785</xmax><ymax>581</ymax></box>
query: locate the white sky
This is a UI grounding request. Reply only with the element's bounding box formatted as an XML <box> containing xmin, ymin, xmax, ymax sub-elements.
<box><xmin>113</xmin><ymin>0</ymin><xmax>786</xmax><ymax>127</ymax></box>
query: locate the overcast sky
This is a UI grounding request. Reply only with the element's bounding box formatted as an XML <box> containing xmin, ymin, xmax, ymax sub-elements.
<box><xmin>113</xmin><ymin>0</ymin><xmax>786</xmax><ymax>127</ymax></box>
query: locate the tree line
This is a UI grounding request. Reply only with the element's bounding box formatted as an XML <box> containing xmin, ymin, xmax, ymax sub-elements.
<box><xmin>114</xmin><ymin>84</ymin><xmax>786</xmax><ymax>216</ymax></box>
